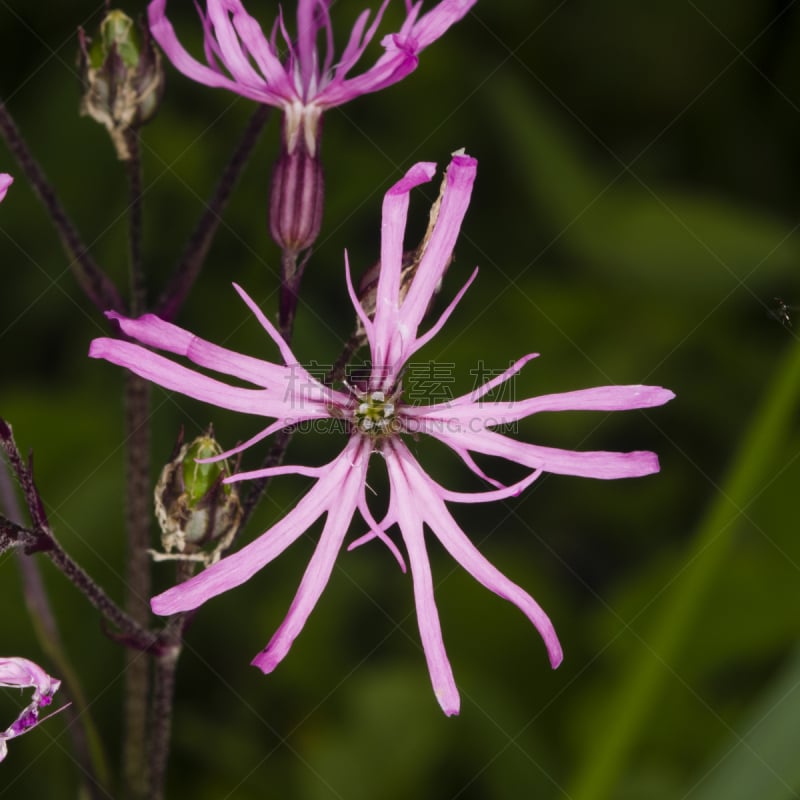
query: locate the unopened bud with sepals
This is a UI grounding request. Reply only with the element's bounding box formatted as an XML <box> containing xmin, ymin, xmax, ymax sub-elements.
<box><xmin>78</xmin><ymin>10</ymin><xmax>164</xmax><ymax>160</ymax></box>
<box><xmin>153</xmin><ymin>429</ymin><xmax>242</xmax><ymax>565</ymax></box>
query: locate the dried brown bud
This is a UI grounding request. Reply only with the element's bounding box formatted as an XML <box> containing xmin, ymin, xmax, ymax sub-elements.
<box><xmin>78</xmin><ymin>10</ymin><xmax>164</xmax><ymax>160</ymax></box>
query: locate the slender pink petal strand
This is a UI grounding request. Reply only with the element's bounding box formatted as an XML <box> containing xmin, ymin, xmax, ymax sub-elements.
<box><xmin>392</xmin><ymin>443</ymin><xmax>563</xmax><ymax>669</ymax></box>
<box><xmin>319</xmin><ymin>0</ymin><xmax>477</xmax><ymax>106</ymax></box>
<box><xmin>431</xmin><ymin>495</ymin><xmax>563</xmax><ymax>668</ymax></box>
<box><xmin>89</xmin><ymin>338</ymin><xmax>293</xmax><ymax>417</ymax></box>
<box><xmin>225</xmin><ymin>461</ymin><xmax>324</xmax><ymax>484</ymax></box>
<box><xmin>251</xmin><ymin>442</ymin><xmax>368</xmax><ymax>673</ymax></box>
<box><xmin>313</xmin><ymin>50</ymin><xmax>418</xmax><ymax>107</ymax></box>
<box><xmin>295</xmin><ymin>0</ymin><xmax>322</xmax><ymax>95</ymax></box>
<box><xmin>0</xmin><ymin>174</ymin><xmax>12</xmax><ymax>202</ymax></box>
<box><xmin>318</xmin><ymin>0</ymin><xmax>336</xmax><ymax>81</ymax></box>
<box><xmin>149</xmin><ymin>0</ymin><xmax>282</xmax><ymax>103</ymax></box>
<box><xmin>406</xmin><ymin>266</ymin><xmax>478</xmax><ymax>359</ymax></box>
<box><xmin>105</xmin><ymin>310</ymin><xmax>290</xmax><ymax>390</ymax></box>
<box><xmin>412</xmin><ymin>384</ymin><xmax>675</xmax><ymax>427</ymax></box>
<box><xmin>206</xmin><ymin>0</ymin><xmax>265</xmax><ymax>86</ymax></box>
<box><xmin>332</xmin><ymin>3</ymin><xmax>388</xmax><ymax>78</ymax></box>
<box><xmin>232</xmin><ymin>283</ymin><xmax>298</xmax><ymax>367</ymax></box>
<box><xmin>434</xmin><ymin>427</ymin><xmax>662</xmax><ymax>479</ymax></box>
<box><xmin>490</xmin><ymin>384</ymin><xmax>677</xmax><ymax>422</ymax></box>
<box><xmin>437</xmin><ymin>468</ymin><xmax>543</xmax><ymax>504</ymax></box>
<box><xmin>345</xmin><ymin>252</ymin><xmax>374</xmax><ymax>337</ymax></box>
<box><xmin>352</xmin><ymin>492</ymin><xmax>406</xmax><ymax>571</ymax></box>
<box><xmin>378</xmin><ymin>161</ymin><xmax>438</xmax><ymax>306</ymax></box>
<box><xmin>151</xmin><ymin>444</ymin><xmax>361</xmax><ymax>615</ymax></box>
<box><xmin>372</xmin><ymin>161</ymin><xmax>437</xmax><ymax>378</ymax></box>
<box><xmin>197</xmin><ymin>418</ymin><xmax>300</xmax><ymax>464</ymax></box>
<box><xmin>434</xmin><ymin>440</ymin><xmax>504</xmax><ymax>489</ymax></box>
<box><xmin>199</xmin><ymin>3</ymin><xmax>226</xmax><ymax>69</ymax></box>
<box><xmin>464</xmin><ymin>353</ymin><xmax>539</xmax><ymax>405</ymax></box>
<box><xmin>386</xmin><ymin>452</ymin><xmax>460</xmax><ymax>715</ymax></box>
<box><xmin>226</xmin><ymin>0</ymin><xmax>293</xmax><ymax>92</ymax></box>
<box><xmin>410</xmin><ymin>0</ymin><xmax>478</xmax><ymax>49</ymax></box>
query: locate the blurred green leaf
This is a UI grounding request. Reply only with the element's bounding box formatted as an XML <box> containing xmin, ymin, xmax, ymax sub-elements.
<box><xmin>489</xmin><ymin>75</ymin><xmax>799</xmax><ymax>293</ymax></box>
<box><xmin>683</xmin><ymin>646</ymin><xmax>800</xmax><ymax>800</ymax></box>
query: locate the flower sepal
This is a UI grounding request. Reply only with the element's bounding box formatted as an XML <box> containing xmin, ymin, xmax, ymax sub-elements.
<box><xmin>269</xmin><ymin>114</ymin><xmax>325</xmax><ymax>254</ymax></box>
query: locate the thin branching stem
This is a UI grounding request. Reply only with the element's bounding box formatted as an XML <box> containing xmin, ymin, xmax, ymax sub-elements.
<box><xmin>156</xmin><ymin>105</ymin><xmax>271</xmax><ymax>321</ymax></box>
<box><xmin>0</xmin><ymin>99</ymin><xmax>124</xmax><ymax>313</ymax></box>
<box><xmin>0</xmin><ymin>460</ymin><xmax>112</xmax><ymax>799</ymax></box>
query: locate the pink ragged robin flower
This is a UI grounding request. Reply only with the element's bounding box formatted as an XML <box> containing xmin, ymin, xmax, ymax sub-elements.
<box><xmin>89</xmin><ymin>152</ymin><xmax>674</xmax><ymax>715</ymax></box>
<box><xmin>149</xmin><ymin>0</ymin><xmax>477</xmax><ymax>252</ymax></box>
<box><xmin>148</xmin><ymin>0</ymin><xmax>478</xmax><ymax>157</ymax></box>
<box><xmin>0</xmin><ymin>657</ymin><xmax>64</xmax><ymax>762</ymax></box>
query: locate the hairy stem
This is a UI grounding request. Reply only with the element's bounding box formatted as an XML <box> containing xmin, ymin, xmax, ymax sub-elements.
<box><xmin>125</xmin><ymin>131</ymin><xmax>146</xmax><ymax>316</ymax></box>
<box><xmin>148</xmin><ymin>641</ymin><xmax>181</xmax><ymax>800</ymax></box>
<box><xmin>120</xmin><ymin>357</ymin><xmax>153</xmax><ymax>798</ymax></box>
<box><xmin>120</xmin><ymin>130</ymin><xmax>153</xmax><ymax>799</ymax></box>
<box><xmin>148</xmin><ymin>561</ymin><xmax>196</xmax><ymax>800</ymax></box>
<box><xmin>278</xmin><ymin>248</ymin><xmax>299</xmax><ymax>341</ymax></box>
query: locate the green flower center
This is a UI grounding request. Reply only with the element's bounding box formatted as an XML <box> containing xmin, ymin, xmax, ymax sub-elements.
<box><xmin>353</xmin><ymin>390</ymin><xmax>400</xmax><ymax>437</ymax></box>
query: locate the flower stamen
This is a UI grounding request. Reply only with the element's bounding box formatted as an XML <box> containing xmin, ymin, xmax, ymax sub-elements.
<box><xmin>353</xmin><ymin>390</ymin><xmax>400</xmax><ymax>437</ymax></box>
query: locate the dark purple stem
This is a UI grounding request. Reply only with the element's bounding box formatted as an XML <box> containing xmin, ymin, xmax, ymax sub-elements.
<box><xmin>0</xmin><ymin>513</ymin><xmax>157</xmax><ymax>652</ymax></box>
<box><xmin>0</xmin><ymin>99</ymin><xmax>124</xmax><ymax>313</ymax></box>
<box><xmin>156</xmin><ymin>105</ymin><xmax>271</xmax><ymax>321</ymax></box>
<box><xmin>120</xmin><ymin>124</ymin><xmax>152</xmax><ymax>800</ymax></box>
<box><xmin>278</xmin><ymin>247</ymin><xmax>315</xmax><ymax>343</ymax></box>
<box><xmin>0</xmin><ymin>460</ymin><xmax>111</xmax><ymax>797</ymax></box>
<box><xmin>148</xmin><ymin>561</ymin><xmax>195</xmax><ymax>800</ymax></box>
<box><xmin>125</xmin><ymin>130</ymin><xmax>146</xmax><ymax>315</ymax></box>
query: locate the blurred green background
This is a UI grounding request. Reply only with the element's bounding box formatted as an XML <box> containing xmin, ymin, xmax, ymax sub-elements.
<box><xmin>2</xmin><ymin>0</ymin><xmax>800</xmax><ymax>798</ymax></box>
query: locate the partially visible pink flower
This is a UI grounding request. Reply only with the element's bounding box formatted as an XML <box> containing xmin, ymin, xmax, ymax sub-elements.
<box><xmin>89</xmin><ymin>152</ymin><xmax>674</xmax><ymax>714</ymax></box>
<box><xmin>0</xmin><ymin>657</ymin><xmax>63</xmax><ymax>762</ymax></box>
<box><xmin>148</xmin><ymin>0</ymin><xmax>477</xmax><ymax>156</ymax></box>
<box><xmin>0</xmin><ymin>174</ymin><xmax>12</xmax><ymax>203</ymax></box>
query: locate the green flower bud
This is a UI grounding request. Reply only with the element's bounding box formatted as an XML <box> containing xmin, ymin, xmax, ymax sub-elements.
<box><xmin>153</xmin><ymin>430</ymin><xmax>242</xmax><ymax>565</ymax></box>
<box><xmin>78</xmin><ymin>10</ymin><xmax>164</xmax><ymax>160</ymax></box>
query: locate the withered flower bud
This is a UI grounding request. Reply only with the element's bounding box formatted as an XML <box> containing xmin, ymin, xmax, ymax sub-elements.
<box><xmin>153</xmin><ymin>430</ymin><xmax>242</xmax><ymax>565</ymax></box>
<box><xmin>78</xmin><ymin>10</ymin><xmax>164</xmax><ymax>160</ymax></box>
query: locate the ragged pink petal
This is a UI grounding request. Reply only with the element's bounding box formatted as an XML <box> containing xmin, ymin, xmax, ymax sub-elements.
<box><xmin>385</xmin><ymin>452</ymin><xmax>460</xmax><ymax>715</ymax></box>
<box><xmin>105</xmin><ymin>310</ymin><xmax>291</xmax><ymax>391</ymax></box>
<box><xmin>388</xmin><ymin>443</ymin><xmax>563</xmax><ymax>671</ymax></box>
<box><xmin>251</xmin><ymin>444</ymin><xmax>368</xmax><ymax>672</ymax></box>
<box><xmin>89</xmin><ymin>338</ymin><xmax>299</xmax><ymax>418</ymax></box>
<box><xmin>431</xmin><ymin>427</ymin><xmax>662</xmax><ymax>480</ymax></box>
